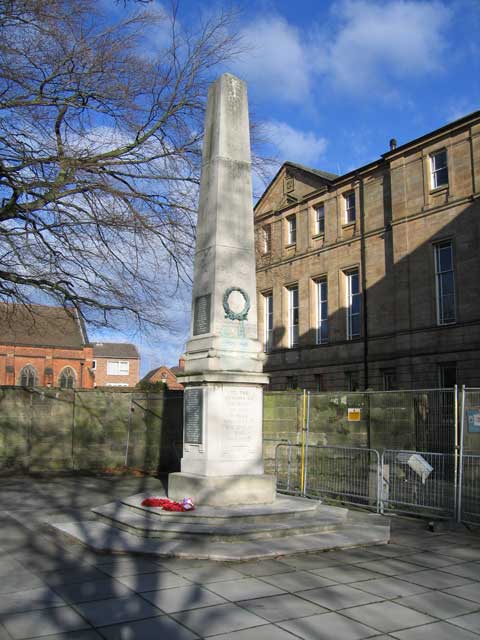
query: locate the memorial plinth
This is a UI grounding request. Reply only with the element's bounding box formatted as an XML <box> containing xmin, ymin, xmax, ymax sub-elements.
<box><xmin>167</xmin><ymin>73</ymin><xmax>273</xmax><ymax>506</ymax></box>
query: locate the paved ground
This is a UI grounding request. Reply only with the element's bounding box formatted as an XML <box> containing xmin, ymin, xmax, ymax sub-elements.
<box><xmin>1</xmin><ymin>475</ymin><xmax>479</xmax><ymax>639</ymax></box>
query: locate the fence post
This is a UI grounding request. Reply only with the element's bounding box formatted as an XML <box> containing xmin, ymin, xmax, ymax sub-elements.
<box><xmin>303</xmin><ymin>391</ymin><xmax>311</xmax><ymax>496</ymax></box>
<box><xmin>379</xmin><ymin>450</ymin><xmax>385</xmax><ymax>514</ymax></box>
<box><xmin>300</xmin><ymin>390</ymin><xmax>307</xmax><ymax>496</ymax></box>
<box><xmin>125</xmin><ymin>393</ymin><xmax>133</xmax><ymax>467</ymax></box>
<box><xmin>453</xmin><ymin>384</ymin><xmax>458</xmax><ymax>520</ymax></box>
<box><xmin>456</xmin><ymin>385</ymin><xmax>466</xmax><ymax>523</ymax></box>
<box><xmin>71</xmin><ymin>389</ymin><xmax>76</xmax><ymax>470</ymax></box>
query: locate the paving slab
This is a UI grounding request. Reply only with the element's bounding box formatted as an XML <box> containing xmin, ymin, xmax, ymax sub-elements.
<box><xmin>278</xmin><ymin>554</ymin><xmax>341</xmax><ymax>571</ymax></box>
<box><xmin>395</xmin><ymin>590</ymin><xmax>479</xmax><ymax>618</ymax></box>
<box><xmin>278</xmin><ymin>611</ymin><xmax>378</xmax><ymax>640</ymax></box>
<box><xmin>447</xmin><ymin>611</ymin><xmax>480</xmax><ymax>634</ymax></box>
<box><xmin>0</xmin><ymin>586</ymin><xmax>66</xmax><ymax>615</ymax></box>
<box><xmin>204</xmin><ymin>577</ymin><xmax>286</xmax><ymax>601</ymax></box>
<box><xmin>18</xmin><ymin>632</ymin><xmax>103</xmax><ymax>640</ymax></box>
<box><xmin>49</xmin><ymin>577</ymin><xmax>135</xmax><ymax>604</ymax></box>
<box><xmin>443</xmin><ymin>582</ymin><xmax>480</xmax><ymax>604</ymax></box>
<box><xmin>400</xmin><ymin>552</ymin><xmax>461</xmax><ymax>568</ymax></box>
<box><xmin>260</xmin><ymin>570</ymin><xmax>336</xmax><ymax>592</ymax></box>
<box><xmin>440</xmin><ymin>561</ymin><xmax>480</xmax><ymax>580</ymax></box>
<box><xmin>399</xmin><ymin>568</ymin><xmax>474</xmax><ymax>590</ymax></box>
<box><xmin>41</xmin><ymin>567</ymin><xmax>112</xmax><ymax>588</ymax></box>
<box><xmin>233</xmin><ymin>560</ymin><xmax>294</xmax><ymax>577</ymax></box>
<box><xmin>141</xmin><ymin>584</ymin><xmax>228</xmax><ymax>613</ymax></box>
<box><xmin>391</xmin><ymin>621</ymin><xmax>480</xmax><ymax>639</ymax></box>
<box><xmin>72</xmin><ymin>594</ymin><xmax>163</xmax><ymax>627</ymax></box>
<box><xmin>311</xmin><ymin>564</ymin><xmax>383</xmax><ymax>583</ymax></box>
<box><xmin>298</xmin><ymin>584</ymin><xmax>382</xmax><ymax>610</ymax></box>
<box><xmin>92</xmin><ymin>615</ymin><xmax>198</xmax><ymax>639</ymax></box>
<box><xmin>367</xmin><ymin>544</ymin><xmax>417</xmax><ymax>559</ymax></box>
<box><xmin>175</xmin><ymin>567</ymin><xmax>245</xmax><ymax>583</ymax></box>
<box><xmin>351</xmin><ymin>576</ymin><xmax>430</xmax><ymax>599</ymax></box>
<box><xmin>236</xmin><ymin>593</ymin><xmax>328</xmax><ymax>622</ymax></box>
<box><xmin>114</xmin><ymin>571</ymin><xmax>190</xmax><ymax>592</ymax></box>
<box><xmin>0</xmin><ymin>570</ymin><xmax>46</xmax><ymax>595</ymax></box>
<box><xmin>208</xmin><ymin>624</ymin><xmax>308</xmax><ymax>640</ymax></box>
<box><xmin>355</xmin><ymin>558</ymin><xmax>424</xmax><ymax>577</ymax></box>
<box><xmin>2</xmin><ymin>605</ymin><xmax>91</xmax><ymax>639</ymax></box>
<box><xmin>342</xmin><ymin>601</ymin><xmax>436</xmax><ymax>633</ymax></box>
<box><xmin>93</xmin><ymin>557</ymin><xmax>165</xmax><ymax>577</ymax></box>
<box><xmin>171</xmin><ymin>602</ymin><xmax>267</xmax><ymax>636</ymax></box>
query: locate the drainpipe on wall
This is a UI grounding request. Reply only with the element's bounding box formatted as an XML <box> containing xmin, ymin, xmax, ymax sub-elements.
<box><xmin>79</xmin><ymin>362</ymin><xmax>84</xmax><ymax>388</ymax></box>
<box><xmin>358</xmin><ymin>177</ymin><xmax>369</xmax><ymax>391</ymax></box>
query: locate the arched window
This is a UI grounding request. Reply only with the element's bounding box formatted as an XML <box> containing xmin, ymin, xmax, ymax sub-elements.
<box><xmin>19</xmin><ymin>365</ymin><xmax>38</xmax><ymax>388</ymax></box>
<box><xmin>59</xmin><ymin>367</ymin><xmax>76</xmax><ymax>389</ymax></box>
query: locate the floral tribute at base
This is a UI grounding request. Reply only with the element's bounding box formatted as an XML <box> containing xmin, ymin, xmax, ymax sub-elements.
<box><xmin>141</xmin><ymin>497</ymin><xmax>195</xmax><ymax>512</ymax></box>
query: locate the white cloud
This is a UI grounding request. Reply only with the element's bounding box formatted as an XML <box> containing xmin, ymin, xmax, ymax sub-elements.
<box><xmin>314</xmin><ymin>0</ymin><xmax>451</xmax><ymax>94</ymax></box>
<box><xmin>231</xmin><ymin>17</ymin><xmax>310</xmax><ymax>103</ymax></box>
<box><xmin>265</xmin><ymin>121</ymin><xmax>327</xmax><ymax>165</ymax></box>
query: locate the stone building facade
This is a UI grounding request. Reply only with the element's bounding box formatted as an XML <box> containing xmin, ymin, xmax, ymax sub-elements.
<box><xmin>255</xmin><ymin>111</ymin><xmax>480</xmax><ymax>391</ymax></box>
<box><xmin>0</xmin><ymin>304</ymin><xmax>94</xmax><ymax>388</ymax></box>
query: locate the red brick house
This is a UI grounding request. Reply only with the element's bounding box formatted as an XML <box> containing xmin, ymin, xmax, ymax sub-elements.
<box><xmin>92</xmin><ymin>342</ymin><xmax>140</xmax><ymax>387</ymax></box>
<box><xmin>0</xmin><ymin>303</ymin><xmax>94</xmax><ymax>388</ymax></box>
<box><xmin>141</xmin><ymin>356</ymin><xmax>185</xmax><ymax>390</ymax></box>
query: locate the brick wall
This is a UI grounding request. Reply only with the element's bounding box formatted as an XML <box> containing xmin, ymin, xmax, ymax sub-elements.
<box><xmin>93</xmin><ymin>356</ymin><xmax>140</xmax><ymax>387</ymax></box>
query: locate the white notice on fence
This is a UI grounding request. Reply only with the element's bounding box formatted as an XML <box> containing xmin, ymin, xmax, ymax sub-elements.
<box><xmin>406</xmin><ymin>454</ymin><xmax>433</xmax><ymax>484</ymax></box>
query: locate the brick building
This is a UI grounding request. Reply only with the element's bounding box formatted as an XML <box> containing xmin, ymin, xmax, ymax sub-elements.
<box><xmin>140</xmin><ymin>356</ymin><xmax>185</xmax><ymax>390</ymax></box>
<box><xmin>0</xmin><ymin>303</ymin><xmax>94</xmax><ymax>388</ymax></box>
<box><xmin>92</xmin><ymin>342</ymin><xmax>140</xmax><ymax>387</ymax></box>
<box><xmin>255</xmin><ymin>111</ymin><xmax>480</xmax><ymax>391</ymax></box>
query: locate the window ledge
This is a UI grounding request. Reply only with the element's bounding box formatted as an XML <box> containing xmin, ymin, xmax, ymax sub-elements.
<box><xmin>312</xmin><ymin>233</ymin><xmax>325</xmax><ymax>240</ymax></box>
<box><xmin>430</xmin><ymin>185</ymin><xmax>448</xmax><ymax>195</ymax></box>
<box><xmin>342</xmin><ymin>221</ymin><xmax>356</xmax><ymax>230</ymax></box>
<box><xmin>285</xmin><ymin>243</ymin><xmax>296</xmax><ymax>249</ymax></box>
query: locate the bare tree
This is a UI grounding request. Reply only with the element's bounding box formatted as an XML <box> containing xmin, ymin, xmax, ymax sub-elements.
<box><xmin>0</xmin><ymin>0</ymin><xmax>245</xmax><ymax>329</ymax></box>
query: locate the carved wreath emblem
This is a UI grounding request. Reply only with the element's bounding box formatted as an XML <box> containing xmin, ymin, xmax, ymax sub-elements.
<box><xmin>223</xmin><ymin>286</ymin><xmax>250</xmax><ymax>321</ymax></box>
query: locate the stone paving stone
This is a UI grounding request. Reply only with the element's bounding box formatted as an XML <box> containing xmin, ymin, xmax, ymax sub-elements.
<box><xmin>0</xmin><ymin>570</ymin><xmax>46</xmax><ymax>595</ymax></box>
<box><xmin>2</xmin><ymin>605</ymin><xmax>91</xmax><ymax>639</ymax></box>
<box><xmin>0</xmin><ymin>623</ymin><xmax>11</xmax><ymax>640</ymax></box>
<box><xmin>26</xmin><ymin>632</ymin><xmax>103</xmax><ymax>639</ymax></box>
<box><xmin>50</xmin><ymin>577</ymin><xmax>135</xmax><ymax>604</ymax></box>
<box><xmin>440</xmin><ymin>562</ymin><xmax>480</xmax><ymax>580</ymax></box>
<box><xmin>233</xmin><ymin>560</ymin><xmax>294</xmax><ymax>577</ymax></box>
<box><xmin>443</xmin><ymin>582</ymin><xmax>480</xmax><ymax>604</ymax></box>
<box><xmin>448</xmin><ymin>611</ymin><xmax>480</xmax><ymax>634</ymax></box>
<box><xmin>206</xmin><ymin>624</ymin><xmax>304</xmax><ymax>640</ymax></box>
<box><xmin>205</xmin><ymin>577</ymin><xmax>285</xmax><ymax>601</ymax></box>
<box><xmin>278</xmin><ymin>555</ymin><xmax>341</xmax><ymax>571</ymax></box>
<box><xmin>311</xmin><ymin>564</ymin><xmax>383</xmax><ymax>584</ymax></box>
<box><xmin>0</xmin><ymin>560</ymin><xmax>26</xmax><ymax>577</ymax></box>
<box><xmin>278</xmin><ymin>611</ymin><xmax>378</xmax><ymax>640</ymax></box>
<box><xmin>14</xmin><ymin>555</ymin><xmax>96</xmax><ymax>575</ymax></box>
<box><xmin>391</xmin><ymin>621</ymin><xmax>480</xmax><ymax>639</ymax></box>
<box><xmin>41</xmin><ymin>567</ymin><xmax>111</xmax><ymax>588</ymax></box>
<box><xmin>400</xmin><ymin>552</ymin><xmax>461</xmax><ymax>569</ymax></box>
<box><xmin>367</xmin><ymin>544</ymin><xmax>415</xmax><ymax>559</ymax></box>
<box><xmin>98</xmin><ymin>616</ymin><xmax>199</xmax><ymax>640</ymax></box>
<box><xmin>141</xmin><ymin>585</ymin><xmax>228</xmax><ymax>613</ymax></box>
<box><xmin>157</xmin><ymin>559</ymin><xmax>218</xmax><ymax>571</ymax></box>
<box><xmin>236</xmin><ymin>593</ymin><xmax>328</xmax><ymax>622</ymax></box>
<box><xmin>342</xmin><ymin>601</ymin><xmax>436</xmax><ymax>633</ymax></box>
<box><xmin>355</xmin><ymin>559</ymin><xmax>423</xmax><ymax>577</ymax></box>
<box><xmin>0</xmin><ymin>586</ymin><xmax>66</xmax><ymax>615</ymax></box>
<box><xmin>352</xmin><ymin>576</ymin><xmax>430</xmax><ymax>599</ymax></box>
<box><xmin>95</xmin><ymin>557</ymin><xmax>165</xmax><ymax>577</ymax></box>
<box><xmin>399</xmin><ymin>569</ymin><xmax>474</xmax><ymax>590</ymax></box>
<box><xmin>72</xmin><ymin>594</ymin><xmax>162</xmax><ymax>627</ymax></box>
<box><xmin>432</xmin><ymin>546</ymin><xmax>480</xmax><ymax>562</ymax></box>
<box><xmin>176</xmin><ymin>567</ymin><xmax>246</xmax><ymax>584</ymax></box>
<box><xmin>395</xmin><ymin>590</ymin><xmax>479</xmax><ymax>618</ymax></box>
<box><xmin>115</xmin><ymin>571</ymin><xmax>190</xmax><ymax>592</ymax></box>
<box><xmin>320</xmin><ymin>549</ymin><xmax>383</xmax><ymax>564</ymax></box>
<box><xmin>298</xmin><ymin>584</ymin><xmax>382</xmax><ymax>610</ymax></box>
<box><xmin>260</xmin><ymin>570</ymin><xmax>336</xmax><ymax>592</ymax></box>
<box><xmin>171</xmin><ymin>602</ymin><xmax>266</xmax><ymax>636</ymax></box>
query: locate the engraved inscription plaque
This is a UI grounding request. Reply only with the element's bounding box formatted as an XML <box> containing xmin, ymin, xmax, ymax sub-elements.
<box><xmin>193</xmin><ymin>294</ymin><xmax>211</xmax><ymax>335</ymax></box>
<box><xmin>221</xmin><ymin>386</ymin><xmax>260</xmax><ymax>458</ymax></box>
<box><xmin>184</xmin><ymin>388</ymin><xmax>203</xmax><ymax>444</ymax></box>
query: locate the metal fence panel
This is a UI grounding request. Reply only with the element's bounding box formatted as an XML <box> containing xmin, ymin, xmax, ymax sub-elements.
<box><xmin>274</xmin><ymin>443</ymin><xmax>302</xmax><ymax>495</ymax></box>
<box><xmin>460</xmin><ymin>455</ymin><xmax>480</xmax><ymax>524</ymax></box>
<box><xmin>381</xmin><ymin>450</ymin><xmax>456</xmax><ymax>518</ymax></box>
<box><xmin>304</xmin><ymin>445</ymin><xmax>380</xmax><ymax>510</ymax></box>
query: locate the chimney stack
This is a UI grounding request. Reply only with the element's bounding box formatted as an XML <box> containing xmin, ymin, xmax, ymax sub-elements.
<box><xmin>389</xmin><ymin>138</ymin><xmax>397</xmax><ymax>151</ymax></box>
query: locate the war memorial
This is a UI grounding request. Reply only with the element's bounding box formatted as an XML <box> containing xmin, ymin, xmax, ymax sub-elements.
<box><xmin>53</xmin><ymin>74</ymin><xmax>389</xmax><ymax>559</ymax></box>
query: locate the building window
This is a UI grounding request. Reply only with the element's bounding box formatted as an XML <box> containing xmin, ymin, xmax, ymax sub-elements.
<box><xmin>262</xmin><ymin>225</ymin><xmax>271</xmax><ymax>254</ymax></box>
<box><xmin>314</xmin><ymin>373</ymin><xmax>324</xmax><ymax>391</ymax></box>
<box><xmin>382</xmin><ymin>369</ymin><xmax>397</xmax><ymax>391</ymax></box>
<box><xmin>19</xmin><ymin>365</ymin><xmax>38</xmax><ymax>388</ymax></box>
<box><xmin>435</xmin><ymin>240</ymin><xmax>456</xmax><ymax>325</ymax></box>
<box><xmin>344</xmin><ymin>191</ymin><xmax>356</xmax><ymax>224</ymax></box>
<box><xmin>438</xmin><ymin>362</ymin><xmax>457</xmax><ymax>388</ymax></box>
<box><xmin>315</xmin><ymin>278</ymin><xmax>328</xmax><ymax>344</ymax></box>
<box><xmin>314</xmin><ymin>205</ymin><xmax>325</xmax><ymax>235</ymax></box>
<box><xmin>345</xmin><ymin>371</ymin><xmax>359</xmax><ymax>392</ymax></box>
<box><xmin>59</xmin><ymin>367</ymin><xmax>76</xmax><ymax>389</ymax></box>
<box><xmin>345</xmin><ymin>269</ymin><xmax>361</xmax><ymax>339</ymax></box>
<box><xmin>430</xmin><ymin>149</ymin><xmax>448</xmax><ymax>189</ymax></box>
<box><xmin>286</xmin><ymin>376</ymin><xmax>298</xmax><ymax>390</ymax></box>
<box><xmin>287</xmin><ymin>216</ymin><xmax>296</xmax><ymax>246</ymax></box>
<box><xmin>263</xmin><ymin>292</ymin><xmax>273</xmax><ymax>353</ymax></box>
<box><xmin>287</xmin><ymin>285</ymin><xmax>299</xmax><ymax>348</ymax></box>
<box><xmin>107</xmin><ymin>360</ymin><xmax>130</xmax><ymax>376</ymax></box>
<box><xmin>91</xmin><ymin>360</ymin><xmax>96</xmax><ymax>370</ymax></box>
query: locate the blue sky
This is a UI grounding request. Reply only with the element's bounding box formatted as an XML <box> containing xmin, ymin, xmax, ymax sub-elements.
<box><xmin>93</xmin><ymin>0</ymin><xmax>480</xmax><ymax>375</ymax></box>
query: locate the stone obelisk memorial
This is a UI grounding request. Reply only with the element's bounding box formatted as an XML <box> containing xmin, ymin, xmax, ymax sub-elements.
<box><xmin>168</xmin><ymin>73</ymin><xmax>274</xmax><ymax>506</ymax></box>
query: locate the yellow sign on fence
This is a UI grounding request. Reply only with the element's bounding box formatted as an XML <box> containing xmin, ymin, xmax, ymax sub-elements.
<box><xmin>348</xmin><ymin>407</ymin><xmax>361</xmax><ymax>422</ymax></box>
